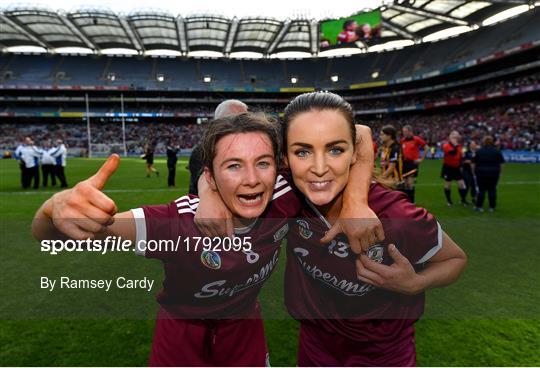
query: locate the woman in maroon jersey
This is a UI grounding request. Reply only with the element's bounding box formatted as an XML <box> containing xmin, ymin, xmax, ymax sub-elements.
<box><xmin>32</xmin><ymin>113</ymin><xmax>302</xmax><ymax>366</ymax></box>
<box><xmin>281</xmin><ymin>92</ymin><xmax>467</xmax><ymax>366</ymax></box>
<box><xmin>196</xmin><ymin>92</ymin><xmax>467</xmax><ymax>366</ymax></box>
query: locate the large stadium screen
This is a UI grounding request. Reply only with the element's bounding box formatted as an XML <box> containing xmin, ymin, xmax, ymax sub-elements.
<box><xmin>319</xmin><ymin>10</ymin><xmax>382</xmax><ymax>50</ymax></box>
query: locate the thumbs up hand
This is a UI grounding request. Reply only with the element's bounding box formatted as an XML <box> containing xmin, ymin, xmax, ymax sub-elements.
<box><xmin>87</xmin><ymin>153</ymin><xmax>120</xmax><ymax>190</ymax></box>
<box><xmin>44</xmin><ymin>154</ymin><xmax>120</xmax><ymax>240</ymax></box>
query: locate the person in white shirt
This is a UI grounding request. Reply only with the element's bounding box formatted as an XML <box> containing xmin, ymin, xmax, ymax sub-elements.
<box><xmin>14</xmin><ymin>141</ymin><xmax>25</xmax><ymax>188</ymax></box>
<box><xmin>50</xmin><ymin>139</ymin><xmax>68</xmax><ymax>188</ymax></box>
<box><xmin>41</xmin><ymin>140</ymin><xmax>57</xmax><ymax>187</ymax></box>
<box><xmin>19</xmin><ymin>137</ymin><xmax>42</xmax><ymax>189</ymax></box>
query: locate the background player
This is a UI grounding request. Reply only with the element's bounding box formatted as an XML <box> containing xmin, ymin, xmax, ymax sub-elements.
<box><xmin>51</xmin><ymin>139</ymin><xmax>68</xmax><ymax>188</ymax></box>
<box><xmin>401</xmin><ymin>125</ymin><xmax>428</xmax><ymax>203</ymax></box>
<box><xmin>441</xmin><ymin>131</ymin><xmax>468</xmax><ymax>206</ymax></box>
<box><xmin>462</xmin><ymin>140</ymin><xmax>479</xmax><ymax>204</ymax></box>
<box><xmin>143</xmin><ymin>142</ymin><xmax>159</xmax><ymax>178</ymax></box>
<box><xmin>473</xmin><ymin>136</ymin><xmax>505</xmax><ymax>212</ymax></box>
<box><xmin>165</xmin><ymin>139</ymin><xmax>179</xmax><ymax>187</ymax></box>
<box><xmin>379</xmin><ymin>125</ymin><xmax>404</xmax><ymax>184</ymax></box>
<box><xmin>17</xmin><ymin>136</ymin><xmax>42</xmax><ymax>189</ymax></box>
<box><xmin>40</xmin><ymin>140</ymin><xmax>56</xmax><ymax>188</ymax></box>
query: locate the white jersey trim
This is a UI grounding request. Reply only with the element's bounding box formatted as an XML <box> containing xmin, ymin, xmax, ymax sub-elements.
<box><xmin>272</xmin><ymin>185</ymin><xmax>292</xmax><ymax>200</ymax></box>
<box><xmin>416</xmin><ymin>222</ymin><xmax>443</xmax><ymax>264</ymax></box>
<box><xmin>175</xmin><ymin>196</ymin><xmax>200</xmax><ymax>204</ymax></box>
<box><xmin>176</xmin><ymin>201</ymin><xmax>200</xmax><ymax>210</ymax></box>
<box><xmin>131</xmin><ymin>208</ymin><xmax>147</xmax><ymax>257</ymax></box>
<box><xmin>178</xmin><ymin>208</ymin><xmax>196</xmax><ymax>215</ymax></box>
<box><xmin>274</xmin><ymin>175</ymin><xmax>288</xmax><ymax>190</ymax></box>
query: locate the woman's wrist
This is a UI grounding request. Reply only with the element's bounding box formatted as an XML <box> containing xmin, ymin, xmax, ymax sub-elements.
<box><xmin>343</xmin><ymin>192</ymin><xmax>369</xmax><ymax>209</ymax></box>
<box><xmin>408</xmin><ymin>273</ymin><xmax>429</xmax><ymax>295</ymax></box>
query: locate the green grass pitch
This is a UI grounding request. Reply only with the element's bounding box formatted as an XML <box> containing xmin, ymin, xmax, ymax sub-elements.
<box><xmin>0</xmin><ymin>157</ymin><xmax>539</xmax><ymax>366</ymax></box>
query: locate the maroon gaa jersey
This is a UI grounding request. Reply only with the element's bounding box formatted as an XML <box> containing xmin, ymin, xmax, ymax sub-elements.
<box><xmin>131</xmin><ymin>174</ymin><xmax>301</xmax><ymax>319</ymax></box>
<box><xmin>284</xmin><ymin>183</ymin><xmax>442</xmax><ymax>341</ymax></box>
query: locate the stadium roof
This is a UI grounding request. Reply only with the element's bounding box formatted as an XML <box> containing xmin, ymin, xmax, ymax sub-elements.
<box><xmin>0</xmin><ymin>0</ymin><xmax>535</xmax><ymax>57</ymax></box>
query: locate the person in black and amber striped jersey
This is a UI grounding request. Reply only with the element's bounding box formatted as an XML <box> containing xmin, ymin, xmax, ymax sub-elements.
<box><xmin>379</xmin><ymin>125</ymin><xmax>403</xmax><ymax>183</ymax></box>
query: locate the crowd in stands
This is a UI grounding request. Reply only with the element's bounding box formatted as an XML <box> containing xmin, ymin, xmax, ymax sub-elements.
<box><xmin>0</xmin><ymin>122</ymin><xmax>205</xmax><ymax>156</ymax></box>
<box><xmin>362</xmin><ymin>102</ymin><xmax>540</xmax><ymax>151</ymax></box>
<box><xmin>1</xmin><ymin>100</ymin><xmax>538</xmax><ymax>156</ymax></box>
<box><xmin>0</xmin><ymin>123</ymin><xmax>85</xmax><ymax>153</ymax></box>
<box><xmin>121</xmin><ymin>123</ymin><xmax>204</xmax><ymax>154</ymax></box>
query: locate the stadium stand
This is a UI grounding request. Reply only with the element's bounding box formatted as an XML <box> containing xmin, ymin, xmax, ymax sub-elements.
<box><xmin>241</xmin><ymin>59</ymin><xmax>286</xmax><ymax>88</ymax></box>
<box><xmin>1</xmin><ymin>8</ymin><xmax>538</xmax><ymax>90</ymax></box>
<box><xmin>59</xmin><ymin>55</ymin><xmax>109</xmax><ymax>84</ymax></box>
<box><xmin>4</xmin><ymin>54</ymin><xmax>57</xmax><ymax>83</ymax></box>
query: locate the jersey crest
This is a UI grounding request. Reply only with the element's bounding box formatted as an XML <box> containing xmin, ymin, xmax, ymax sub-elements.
<box><xmin>296</xmin><ymin>219</ymin><xmax>313</xmax><ymax>239</ymax></box>
<box><xmin>273</xmin><ymin>223</ymin><xmax>289</xmax><ymax>243</ymax></box>
<box><xmin>200</xmin><ymin>250</ymin><xmax>221</xmax><ymax>270</ymax></box>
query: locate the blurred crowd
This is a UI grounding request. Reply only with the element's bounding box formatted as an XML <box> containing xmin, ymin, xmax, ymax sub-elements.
<box><xmin>363</xmin><ymin>102</ymin><xmax>539</xmax><ymax>151</ymax></box>
<box><xmin>90</xmin><ymin>122</ymin><xmax>204</xmax><ymax>155</ymax></box>
<box><xmin>1</xmin><ymin>100</ymin><xmax>538</xmax><ymax>156</ymax></box>
<box><xmin>0</xmin><ymin>122</ymin><xmax>205</xmax><ymax>156</ymax></box>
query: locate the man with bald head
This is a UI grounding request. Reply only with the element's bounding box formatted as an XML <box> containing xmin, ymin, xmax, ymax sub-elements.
<box><xmin>188</xmin><ymin>100</ymin><xmax>248</xmax><ymax>194</ymax></box>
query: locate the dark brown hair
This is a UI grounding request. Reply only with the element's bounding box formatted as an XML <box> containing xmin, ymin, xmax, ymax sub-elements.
<box><xmin>283</xmin><ymin>92</ymin><xmax>398</xmax><ymax>190</ymax></box>
<box><xmin>282</xmin><ymin>91</ymin><xmax>357</xmax><ymax>154</ymax></box>
<box><xmin>202</xmin><ymin>112</ymin><xmax>281</xmax><ymax>173</ymax></box>
<box><xmin>381</xmin><ymin>125</ymin><xmax>397</xmax><ymax>141</ymax></box>
<box><xmin>483</xmin><ymin>135</ymin><xmax>495</xmax><ymax>147</ymax></box>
